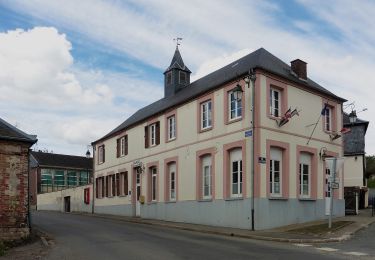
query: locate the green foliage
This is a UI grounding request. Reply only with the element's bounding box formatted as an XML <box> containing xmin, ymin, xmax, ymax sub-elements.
<box><xmin>368</xmin><ymin>178</ymin><xmax>375</xmax><ymax>188</ymax></box>
<box><xmin>366</xmin><ymin>155</ymin><xmax>375</xmax><ymax>178</ymax></box>
<box><xmin>0</xmin><ymin>241</ymin><xmax>7</xmax><ymax>256</ymax></box>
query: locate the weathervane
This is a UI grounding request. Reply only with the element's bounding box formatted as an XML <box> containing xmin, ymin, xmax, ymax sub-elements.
<box><xmin>173</xmin><ymin>37</ymin><xmax>183</xmax><ymax>49</ymax></box>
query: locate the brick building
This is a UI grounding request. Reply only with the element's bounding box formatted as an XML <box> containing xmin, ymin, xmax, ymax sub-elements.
<box><xmin>0</xmin><ymin>118</ymin><xmax>37</xmax><ymax>241</ymax></box>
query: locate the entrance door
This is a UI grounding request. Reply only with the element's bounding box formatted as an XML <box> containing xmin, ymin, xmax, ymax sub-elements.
<box><xmin>64</xmin><ymin>196</ymin><xmax>71</xmax><ymax>212</ymax></box>
<box><xmin>136</xmin><ymin>172</ymin><xmax>141</xmax><ymax>217</ymax></box>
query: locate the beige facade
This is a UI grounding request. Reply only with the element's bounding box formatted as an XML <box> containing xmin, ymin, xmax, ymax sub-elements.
<box><xmin>92</xmin><ymin>49</ymin><xmax>345</xmax><ymax>229</ymax></box>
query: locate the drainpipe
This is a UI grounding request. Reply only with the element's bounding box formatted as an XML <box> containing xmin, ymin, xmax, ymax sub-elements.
<box><xmin>27</xmin><ymin>148</ymin><xmax>31</xmax><ymax>230</ymax></box>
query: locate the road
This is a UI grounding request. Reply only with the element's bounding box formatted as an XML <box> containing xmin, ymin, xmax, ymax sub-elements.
<box><xmin>31</xmin><ymin>211</ymin><xmax>372</xmax><ymax>260</ymax></box>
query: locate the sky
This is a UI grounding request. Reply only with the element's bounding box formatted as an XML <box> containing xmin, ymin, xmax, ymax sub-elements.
<box><xmin>0</xmin><ymin>0</ymin><xmax>374</xmax><ymax>156</ymax></box>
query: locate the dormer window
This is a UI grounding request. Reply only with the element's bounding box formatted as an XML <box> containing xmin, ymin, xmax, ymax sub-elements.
<box><xmin>179</xmin><ymin>71</ymin><xmax>186</xmax><ymax>84</ymax></box>
<box><xmin>166</xmin><ymin>71</ymin><xmax>172</xmax><ymax>85</ymax></box>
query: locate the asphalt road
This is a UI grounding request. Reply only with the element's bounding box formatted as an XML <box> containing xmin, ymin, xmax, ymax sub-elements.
<box><xmin>32</xmin><ymin>211</ymin><xmax>363</xmax><ymax>260</ymax></box>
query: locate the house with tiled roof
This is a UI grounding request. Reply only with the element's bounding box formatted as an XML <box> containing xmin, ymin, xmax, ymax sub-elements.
<box><xmin>0</xmin><ymin>117</ymin><xmax>37</xmax><ymax>241</ymax></box>
<box><xmin>92</xmin><ymin>47</ymin><xmax>346</xmax><ymax>230</ymax></box>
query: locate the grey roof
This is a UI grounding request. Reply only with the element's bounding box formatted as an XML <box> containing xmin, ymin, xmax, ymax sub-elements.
<box><xmin>164</xmin><ymin>47</ymin><xmax>191</xmax><ymax>73</ymax></box>
<box><xmin>343</xmin><ymin>113</ymin><xmax>369</xmax><ymax>133</ymax></box>
<box><xmin>31</xmin><ymin>151</ymin><xmax>93</xmax><ymax>170</ymax></box>
<box><xmin>0</xmin><ymin>117</ymin><xmax>37</xmax><ymax>144</ymax></box>
<box><xmin>94</xmin><ymin>48</ymin><xmax>346</xmax><ymax>144</ymax></box>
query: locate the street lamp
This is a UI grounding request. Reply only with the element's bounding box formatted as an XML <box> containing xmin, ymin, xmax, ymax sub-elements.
<box><xmin>348</xmin><ymin>110</ymin><xmax>357</xmax><ymax>124</ymax></box>
<box><xmin>232</xmin><ymin>84</ymin><xmax>243</xmax><ymax>101</ymax></box>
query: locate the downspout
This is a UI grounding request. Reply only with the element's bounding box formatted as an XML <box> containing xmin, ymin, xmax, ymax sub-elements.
<box><xmin>27</xmin><ymin>148</ymin><xmax>31</xmax><ymax>230</ymax></box>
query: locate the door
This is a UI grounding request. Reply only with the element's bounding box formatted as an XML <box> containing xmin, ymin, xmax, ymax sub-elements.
<box><xmin>64</xmin><ymin>196</ymin><xmax>71</xmax><ymax>212</ymax></box>
<box><xmin>136</xmin><ymin>172</ymin><xmax>141</xmax><ymax>217</ymax></box>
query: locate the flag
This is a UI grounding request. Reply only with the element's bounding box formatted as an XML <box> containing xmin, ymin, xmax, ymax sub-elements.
<box><xmin>321</xmin><ymin>103</ymin><xmax>328</xmax><ymax>115</ymax></box>
<box><xmin>284</xmin><ymin>107</ymin><xmax>292</xmax><ymax>119</ymax></box>
<box><xmin>340</xmin><ymin>127</ymin><xmax>351</xmax><ymax>134</ymax></box>
<box><xmin>290</xmin><ymin>108</ymin><xmax>299</xmax><ymax>117</ymax></box>
<box><xmin>278</xmin><ymin>118</ymin><xmax>289</xmax><ymax>127</ymax></box>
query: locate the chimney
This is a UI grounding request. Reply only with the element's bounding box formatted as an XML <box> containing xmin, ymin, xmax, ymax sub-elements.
<box><xmin>291</xmin><ymin>59</ymin><xmax>307</xmax><ymax>80</ymax></box>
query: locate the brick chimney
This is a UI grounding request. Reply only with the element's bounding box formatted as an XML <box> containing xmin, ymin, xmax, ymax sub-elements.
<box><xmin>291</xmin><ymin>59</ymin><xmax>307</xmax><ymax>80</ymax></box>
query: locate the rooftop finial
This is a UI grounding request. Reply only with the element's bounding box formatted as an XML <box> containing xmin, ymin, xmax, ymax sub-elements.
<box><xmin>173</xmin><ymin>37</ymin><xmax>183</xmax><ymax>49</ymax></box>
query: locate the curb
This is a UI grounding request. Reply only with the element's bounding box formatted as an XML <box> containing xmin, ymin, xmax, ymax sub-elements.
<box><xmin>73</xmin><ymin>212</ymin><xmax>371</xmax><ymax>244</ymax></box>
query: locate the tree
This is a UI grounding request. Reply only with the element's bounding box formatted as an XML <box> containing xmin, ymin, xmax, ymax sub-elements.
<box><xmin>366</xmin><ymin>155</ymin><xmax>375</xmax><ymax>188</ymax></box>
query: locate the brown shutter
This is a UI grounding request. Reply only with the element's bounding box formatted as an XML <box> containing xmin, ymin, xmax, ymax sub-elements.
<box><xmin>156</xmin><ymin>121</ymin><xmax>160</xmax><ymax>145</ymax></box>
<box><xmin>125</xmin><ymin>135</ymin><xmax>128</xmax><ymax>155</ymax></box>
<box><xmin>103</xmin><ymin>145</ymin><xmax>106</xmax><ymax>163</ymax></box>
<box><xmin>112</xmin><ymin>175</ymin><xmax>115</xmax><ymax>196</ymax></box>
<box><xmin>124</xmin><ymin>172</ymin><xmax>128</xmax><ymax>195</ymax></box>
<box><xmin>95</xmin><ymin>178</ymin><xmax>99</xmax><ymax>198</ymax></box>
<box><xmin>101</xmin><ymin>177</ymin><xmax>105</xmax><ymax>197</ymax></box>
<box><xmin>145</xmin><ymin>126</ymin><xmax>149</xmax><ymax>148</ymax></box>
<box><xmin>105</xmin><ymin>176</ymin><xmax>109</xmax><ymax>197</ymax></box>
<box><xmin>116</xmin><ymin>139</ymin><xmax>120</xmax><ymax>158</ymax></box>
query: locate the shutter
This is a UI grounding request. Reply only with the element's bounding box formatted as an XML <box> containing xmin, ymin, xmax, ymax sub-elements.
<box><xmin>95</xmin><ymin>179</ymin><xmax>99</xmax><ymax>198</ymax></box>
<box><xmin>125</xmin><ymin>135</ymin><xmax>128</xmax><ymax>155</ymax></box>
<box><xmin>116</xmin><ymin>173</ymin><xmax>120</xmax><ymax>196</ymax></box>
<box><xmin>145</xmin><ymin>126</ymin><xmax>149</xmax><ymax>148</ymax></box>
<box><xmin>124</xmin><ymin>172</ymin><xmax>128</xmax><ymax>195</ymax></box>
<box><xmin>103</xmin><ymin>145</ymin><xmax>106</xmax><ymax>163</ymax></box>
<box><xmin>156</xmin><ymin>121</ymin><xmax>160</xmax><ymax>145</ymax></box>
<box><xmin>105</xmin><ymin>176</ymin><xmax>109</xmax><ymax>197</ymax></box>
<box><xmin>116</xmin><ymin>139</ymin><xmax>120</xmax><ymax>158</ymax></box>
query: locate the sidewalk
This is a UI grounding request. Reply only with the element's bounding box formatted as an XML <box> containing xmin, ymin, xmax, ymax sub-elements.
<box><xmin>75</xmin><ymin>208</ymin><xmax>375</xmax><ymax>244</ymax></box>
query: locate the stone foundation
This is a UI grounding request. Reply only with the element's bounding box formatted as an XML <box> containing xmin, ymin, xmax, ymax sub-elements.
<box><xmin>0</xmin><ymin>227</ymin><xmax>29</xmax><ymax>241</ymax></box>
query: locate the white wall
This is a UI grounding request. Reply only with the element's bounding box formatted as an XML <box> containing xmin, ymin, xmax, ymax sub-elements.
<box><xmin>37</xmin><ymin>184</ymin><xmax>93</xmax><ymax>213</ymax></box>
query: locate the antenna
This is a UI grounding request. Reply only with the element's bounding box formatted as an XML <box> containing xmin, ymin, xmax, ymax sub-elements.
<box><xmin>173</xmin><ymin>37</ymin><xmax>183</xmax><ymax>48</ymax></box>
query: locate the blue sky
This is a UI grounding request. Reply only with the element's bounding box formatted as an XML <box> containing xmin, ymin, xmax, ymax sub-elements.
<box><xmin>0</xmin><ymin>0</ymin><xmax>374</xmax><ymax>155</ymax></box>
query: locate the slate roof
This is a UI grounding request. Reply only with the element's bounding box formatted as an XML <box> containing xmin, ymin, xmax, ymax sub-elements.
<box><xmin>31</xmin><ymin>151</ymin><xmax>93</xmax><ymax>170</ymax></box>
<box><xmin>343</xmin><ymin>113</ymin><xmax>369</xmax><ymax>133</ymax></box>
<box><xmin>0</xmin><ymin>117</ymin><xmax>37</xmax><ymax>144</ymax></box>
<box><xmin>164</xmin><ymin>47</ymin><xmax>191</xmax><ymax>73</ymax></box>
<box><xmin>94</xmin><ymin>47</ymin><xmax>346</xmax><ymax>144</ymax></box>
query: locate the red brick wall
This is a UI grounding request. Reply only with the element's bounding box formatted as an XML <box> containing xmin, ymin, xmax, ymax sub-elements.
<box><xmin>0</xmin><ymin>140</ymin><xmax>30</xmax><ymax>241</ymax></box>
<box><xmin>29</xmin><ymin>168</ymin><xmax>38</xmax><ymax>207</ymax></box>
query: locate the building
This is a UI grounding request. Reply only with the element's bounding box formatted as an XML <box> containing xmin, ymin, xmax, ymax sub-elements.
<box><xmin>92</xmin><ymin>47</ymin><xmax>346</xmax><ymax>230</ymax></box>
<box><xmin>30</xmin><ymin>151</ymin><xmax>93</xmax><ymax>210</ymax></box>
<box><xmin>0</xmin><ymin>117</ymin><xmax>37</xmax><ymax>241</ymax></box>
<box><xmin>342</xmin><ymin>112</ymin><xmax>369</xmax><ymax>212</ymax></box>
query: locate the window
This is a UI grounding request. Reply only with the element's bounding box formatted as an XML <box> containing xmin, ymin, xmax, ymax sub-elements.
<box><xmin>79</xmin><ymin>171</ymin><xmax>89</xmax><ymax>186</ymax></box>
<box><xmin>120</xmin><ymin>172</ymin><xmax>128</xmax><ymax>196</ymax></box>
<box><xmin>101</xmin><ymin>177</ymin><xmax>105</xmax><ymax>198</ymax></box>
<box><xmin>230</xmin><ymin>149</ymin><xmax>242</xmax><ymax>197</ymax></box>
<box><xmin>179</xmin><ymin>71</ymin><xmax>186</xmax><ymax>84</ymax></box>
<box><xmin>270</xmin><ymin>148</ymin><xmax>282</xmax><ymax>196</ymax></box>
<box><xmin>145</xmin><ymin>122</ymin><xmax>160</xmax><ymax>148</ymax></box>
<box><xmin>324</xmin><ymin>107</ymin><xmax>332</xmax><ymax>131</ymax></box>
<box><xmin>67</xmin><ymin>171</ymin><xmax>77</xmax><ymax>187</ymax></box>
<box><xmin>116</xmin><ymin>173</ymin><xmax>120</xmax><ymax>196</ymax></box>
<box><xmin>299</xmin><ymin>153</ymin><xmax>311</xmax><ymax>197</ymax></box>
<box><xmin>167</xmin><ymin>115</ymin><xmax>176</xmax><ymax>140</ymax></box>
<box><xmin>151</xmin><ymin>167</ymin><xmax>157</xmax><ymax>201</ymax></box>
<box><xmin>169</xmin><ymin>163</ymin><xmax>176</xmax><ymax>201</ymax></box>
<box><xmin>201</xmin><ymin>100</ymin><xmax>212</xmax><ymax>130</ymax></box>
<box><xmin>111</xmin><ymin>174</ymin><xmax>116</xmax><ymax>196</ymax></box>
<box><xmin>270</xmin><ymin>88</ymin><xmax>281</xmax><ymax>117</ymax></box>
<box><xmin>54</xmin><ymin>170</ymin><xmax>65</xmax><ymax>191</ymax></box>
<box><xmin>117</xmin><ymin>135</ymin><xmax>128</xmax><ymax>157</ymax></box>
<box><xmin>166</xmin><ymin>71</ymin><xmax>172</xmax><ymax>85</ymax></box>
<box><xmin>228</xmin><ymin>90</ymin><xmax>242</xmax><ymax>120</ymax></box>
<box><xmin>41</xmin><ymin>169</ymin><xmax>53</xmax><ymax>193</ymax></box>
<box><xmin>98</xmin><ymin>145</ymin><xmax>105</xmax><ymax>164</ymax></box>
<box><xmin>202</xmin><ymin>155</ymin><xmax>212</xmax><ymax>199</ymax></box>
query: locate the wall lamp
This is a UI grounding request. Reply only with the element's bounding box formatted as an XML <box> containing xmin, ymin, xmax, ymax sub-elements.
<box><xmin>232</xmin><ymin>84</ymin><xmax>243</xmax><ymax>102</ymax></box>
<box><xmin>319</xmin><ymin>147</ymin><xmax>328</xmax><ymax>161</ymax></box>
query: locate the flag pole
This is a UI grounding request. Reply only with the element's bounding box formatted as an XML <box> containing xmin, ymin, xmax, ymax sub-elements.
<box><xmin>306</xmin><ymin>113</ymin><xmax>322</xmax><ymax>145</ymax></box>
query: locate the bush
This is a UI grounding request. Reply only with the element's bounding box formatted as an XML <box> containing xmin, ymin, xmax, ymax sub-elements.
<box><xmin>368</xmin><ymin>178</ymin><xmax>375</xmax><ymax>188</ymax></box>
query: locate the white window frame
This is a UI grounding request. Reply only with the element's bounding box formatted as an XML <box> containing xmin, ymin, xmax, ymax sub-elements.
<box><xmin>270</xmin><ymin>148</ymin><xmax>282</xmax><ymax>197</ymax></box>
<box><xmin>299</xmin><ymin>153</ymin><xmax>311</xmax><ymax>198</ymax></box>
<box><xmin>151</xmin><ymin>167</ymin><xmax>157</xmax><ymax>201</ymax></box>
<box><xmin>169</xmin><ymin>163</ymin><xmax>176</xmax><ymax>201</ymax></box>
<box><xmin>228</xmin><ymin>90</ymin><xmax>242</xmax><ymax>120</ymax></box>
<box><xmin>98</xmin><ymin>145</ymin><xmax>104</xmax><ymax>164</ymax></box>
<box><xmin>324</xmin><ymin>107</ymin><xmax>332</xmax><ymax>131</ymax></box>
<box><xmin>202</xmin><ymin>155</ymin><xmax>212</xmax><ymax>199</ymax></box>
<box><xmin>149</xmin><ymin>123</ymin><xmax>156</xmax><ymax>147</ymax></box>
<box><xmin>201</xmin><ymin>100</ymin><xmax>212</xmax><ymax>130</ymax></box>
<box><xmin>270</xmin><ymin>88</ymin><xmax>281</xmax><ymax>117</ymax></box>
<box><xmin>120</xmin><ymin>136</ymin><xmax>126</xmax><ymax>157</ymax></box>
<box><xmin>168</xmin><ymin>115</ymin><xmax>176</xmax><ymax>141</ymax></box>
<box><xmin>230</xmin><ymin>149</ymin><xmax>242</xmax><ymax>198</ymax></box>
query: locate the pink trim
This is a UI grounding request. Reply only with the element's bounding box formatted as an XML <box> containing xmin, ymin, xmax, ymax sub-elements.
<box><xmin>196</xmin><ymin>92</ymin><xmax>215</xmax><ymax>133</ymax></box>
<box><xmin>147</xmin><ymin>116</ymin><xmax>160</xmax><ymax>126</ymax></box>
<box><xmin>164</xmin><ymin>156</ymin><xmax>179</xmax><ymax>201</ymax></box>
<box><xmin>196</xmin><ymin>147</ymin><xmax>216</xmax><ymax>200</ymax></box>
<box><xmin>266</xmin><ymin>139</ymin><xmax>290</xmax><ymax>199</ymax></box>
<box><xmin>165</xmin><ymin>109</ymin><xmax>177</xmax><ymax>143</ymax></box>
<box><xmin>223</xmin><ymin>140</ymin><xmax>247</xmax><ymax>199</ymax></box>
<box><xmin>296</xmin><ymin>145</ymin><xmax>318</xmax><ymax>200</ymax></box>
<box><xmin>223</xmin><ymin>82</ymin><xmax>246</xmax><ymax>125</ymax></box>
<box><xmin>266</xmin><ymin>77</ymin><xmax>288</xmax><ymax>120</ymax></box>
<box><xmin>321</xmin><ymin>99</ymin><xmax>338</xmax><ymax>133</ymax></box>
<box><xmin>322</xmin><ymin>151</ymin><xmax>339</xmax><ymax>199</ymax></box>
<box><xmin>146</xmin><ymin>161</ymin><xmax>159</xmax><ymax>203</ymax></box>
<box><xmin>254</xmin><ymin>73</ymin><xmax>261</xmax><ymax>198</ymax></box>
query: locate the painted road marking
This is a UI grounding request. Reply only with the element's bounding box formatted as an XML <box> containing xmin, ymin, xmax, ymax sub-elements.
<box><xmin>343</xmin><ymin>252</ymin><xmax>368</xmax><ymax>256</ymax></box>
<box><xmin>293</xmin><ymin>244</ymin><xmax>312</xmax><ymax>247</ymax></box>
<box><xmin>316</xmin><ymin>247</ymin><xmax>339</xmax><ymax>252</ymax></box>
